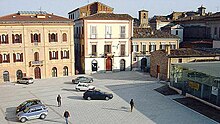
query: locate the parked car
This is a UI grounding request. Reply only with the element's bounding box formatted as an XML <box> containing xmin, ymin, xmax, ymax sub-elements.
<box><xmin>17</xmin><ymin>77</ymin><xmax>34</xmax><ymax>84</ymax></box>
<box><xmin>75</xmin><ymin>83</ymin><xmax>95</xmax><ymax>91</ymax></box>
<box><xmin>72</xmin><ymin>76</ymin><xmax>93</xmax><ymax>84</ymax></box>
<box><xmin>83</xmin><ymin>89</ymin><xmax>113</xmax><ymax>100</ymax></box>
<box><xmin>16</xmin><ymin>104</ymin><xmax>48</xmax><ymax>123</ymax></box>
<box><xmin>187</xmin><ymin>72</ymin><xmax>208</xmax><ymax>78</ymax></box>
<box><xmin>16</xmin><ymin>99</ymin><xmax>42</xmax><ymax>114</ymax></box>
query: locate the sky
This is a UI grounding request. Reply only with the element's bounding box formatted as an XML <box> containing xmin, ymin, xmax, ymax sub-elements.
<box><xmin>1</xmin><ymin>0</ymin><xmax>220</xmax><ymax>18</ymax></box>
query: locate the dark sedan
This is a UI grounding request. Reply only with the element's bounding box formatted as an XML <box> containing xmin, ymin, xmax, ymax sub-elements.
<box><xmin>16</xmin><ymin>99</ymin><xmax>42</xmax><ymax>113</ymax></box>
<box><xmin>72</xmin><ymin>76</ymin><xmax>93</xmax><ymax>84</ymax></box>
<box><xmin>83</xmin><ymin>90</ymin><xmax>113</xmax><ymax>100</ymax></box>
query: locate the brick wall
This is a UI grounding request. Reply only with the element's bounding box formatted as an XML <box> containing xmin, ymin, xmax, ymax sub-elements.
<box><xmin>150</xmin><ymin>50</ymin><xmax>169</xmax><ymax>81</ymax></box>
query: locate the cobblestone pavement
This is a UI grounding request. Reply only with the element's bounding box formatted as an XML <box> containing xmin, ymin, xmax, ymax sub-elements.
<box><xmin>0</xmin><ymin>71</ymin><xmax>218</xmax><ymax>124</ymax></box>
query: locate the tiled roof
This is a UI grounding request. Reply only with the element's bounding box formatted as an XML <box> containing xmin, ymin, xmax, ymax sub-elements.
<box><xmin>167</xmin><ymin>48</ymin><xmax>220</xmax><ymax>57</ymax></box>
<box><xmin>133</xmin><ymin>28</ymin><xmax>179</xmax><ymax>38</ymax></box>
<box><xmin>83</xmin><ymin>13</ymin><xmax>133</xmax><ymax>20</ymax></box>
<box><xmin>149</xmin><ymin>16</ymin><xmax>171</xmax><ymax>23</ymax></box>
<box><xmin>0</xmin><ymin>11</ymin><xmax>72</xmax><ymax>23</ymax></box>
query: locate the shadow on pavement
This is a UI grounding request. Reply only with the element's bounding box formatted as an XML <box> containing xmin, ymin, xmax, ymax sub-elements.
<box><xmin>64</xmin><ymin>82</ymin><xmax>73</xmax><ymax>84</ymax></box>
<box><xmin>91</xmin><ymin>71</ymin><xmax>156</xmax><ymax>81</ymax></box>
<box><xmin>102</xmin><ymin>106</ymin><xmax>129</xmax><ymax>112</ymax></box>
<box><xmin>42</xmin><ymin>118</ymin><xmax>64</xmax><ymax>123</ymax></box>
<box><xmin>5</xmin><ymin>107</ymin><xmax>18</xmax><ymax>122</ymax></box>
<box><xmin>67</xmin><ymin>96</ymin><xmax>84</xmax><ymax>100</ymax></box>
<box><xmin>62</xmin><ymin>88</ymin><xmax>75</xmax><ymax>92</ymax></box>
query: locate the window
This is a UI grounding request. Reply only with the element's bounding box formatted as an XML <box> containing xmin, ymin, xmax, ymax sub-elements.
<box><xmin>178</xmin><ymin>59</ymin><xmax>182</xmax><ymax>63</ymax></box>
<box><xmin>49</xmin><ymin>33</ymin><xmax>57</xmax><ymax>42</ymax></box>
<box><xmin>92</xmin><ymin>45</ymin><xmax>97</xmax><ymax>56</ymax></box>
<box><xmin>34</xmin><ymin>52</ymin><xmax>39</xmax><ymax>61</ymax></box>
<box><xmin>105</xmin><ymin>26</ymin><xmax>112</xmax><ymax>38</ymax></box>
<box><xmin>12</xmin><ymin>34</ymin><xmax>22</xmax><ymax>43</ymax></box>
<box><xmin>149</xmin><ymin>43</ymin><xmax>156</xmax><ymax>52</ymax></box>
<box><xmin>52</xmin><ymin>51</ymin><xmax>56</xmax><ymax>59</ymax></box>
<box><xmin>49</xmin><ymin>51</ymin><xmax>58</xmax><ymax>60</ymax></box>
<box><xmin>2</xmin><ymin>53</ymin><xmax>10</xmax><ymax>63</ymax></box>
<box><xmin>142</xmin><ymin>44</ymin><xmax>146</xmax><ymax>54</ymax></box>
<box><xmin>62</xmin><ymin>33</ymin><xmax>67</xmax><ymax>42</ymax></box>
<box><xmin>90</xmin><ymin>26</ymin><xmax>97</xmax><ymax>38</ymax></box>
<box><xmin>1</xmin><ymin>34</ymin><xmax>8</xmax><ymax>44</ymax></box>
<box><xmin>176</xmin><ymin>30</ymin><xmax>178</xmax><ymax>35</ymax></box>
<box><xmin>120</xmin><ymin>44</ymin><xmax>125</xmax><ymax>56</ymax></box>
<box><xmin>170</xmin><ymin>44</ymin><xmax>176</xmax><ymax>49</ymax></box>
<box><xmin>132</xmin><ymin>43</ymin><xmax>139</xmax><ymax>52</ymax></box>
<box><xmin>34</xmin><ymin>34</ymin><xmax>38</xmax><ymax>42</ymax></box>
<box><xmin>160</xmin><ymin>43</ymin><xmax>166</xmax><ymax>50</ymax></box>
<box><xmin>143</xmin><ymin>13</ymin><xmax>146</xmax><ymax>19</ymax></box>
<box><xmin>61</xmin><ymin>50</ymin><xmax>69</xmax><ymax>59</ymax></box>
<box><xmin>214</xmin><ymin>27</ymin><xmax>217</xmax><ymax>35</ymax></box>
<box><xmin>120</xmin><ymin>26</ymin><xmax>126</xmax><ymax>38</ymax></box>
<box><xmin>104</xmin><ymin>45</ymin><xmax>111</xmax><ymax>54</ymax></box>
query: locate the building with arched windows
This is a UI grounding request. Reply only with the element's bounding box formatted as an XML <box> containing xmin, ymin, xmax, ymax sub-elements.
<box><xmin>0</xmin><ymin>11</ymin><xmax>74</xmax><ymax>83</ymax></box>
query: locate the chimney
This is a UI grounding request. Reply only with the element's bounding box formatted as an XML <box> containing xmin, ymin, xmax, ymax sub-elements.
<box><xmin>165</xmin><ymin>45</ymin><xmax>171</xmax><ymax>54</ymax></box>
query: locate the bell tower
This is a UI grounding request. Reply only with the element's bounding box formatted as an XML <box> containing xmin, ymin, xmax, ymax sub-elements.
<box><xmin>139</xmin><ymin>10</ymin><xmax>149</xmax><ymax>28</ymax></box>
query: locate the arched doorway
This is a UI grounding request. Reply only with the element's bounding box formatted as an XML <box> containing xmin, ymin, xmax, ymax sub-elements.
<box><xmin>34</xmin><ymin>67</ymin><xmax>41</xmax><ymax>79</ymax></box>
<box><xmin>141</xmin><ymin>58</ymin><xmax>147</xmax><ymax>72</ymax></box>
<box><xmin>63</xmin><ymin>66</ymin><xmax>68</xmax><ymax>76</ymax></box>
<box><xmin>52</xmin><ymin>67</ymin><xmax>57</xmax><ymax>77</ymax></box>
<box><xmin>91</xmin><ymin>60</ymin><xmax>98</xmax><ymax>72</ymax></box>
<box><xmin>106</xmin><ymin>57</ymin><xmax>112</xmax><ymax>71</ymax></box>
<box><xmin>120</xmin><ymin>59</ymin><xmax>126</xmax><ymax>71</ymax></box>
<box><xmin>3</xmin><ymin>71</ymin><xmax>9</xmax><ymax>82</ymax></box>
<box><xmin>16</xmin><ymin>70</ymin><xmax>23</xmax><ymax>79</ymax></box>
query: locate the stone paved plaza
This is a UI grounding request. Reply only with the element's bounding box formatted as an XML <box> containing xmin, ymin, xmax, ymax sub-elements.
<box><xmin>0</xmin><ymin>71</ymin><xmax>218</xmax><ymax>124</ymax></box>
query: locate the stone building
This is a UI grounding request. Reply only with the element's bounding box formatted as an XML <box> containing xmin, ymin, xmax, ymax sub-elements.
<box><xmin>0</xmin><ymin>11</ymin><xmax>74</xmax><ymax>83</ymax></box>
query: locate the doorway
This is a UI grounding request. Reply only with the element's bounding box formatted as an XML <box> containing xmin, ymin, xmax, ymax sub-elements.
<box><xmin>120</xmin><ymin>59</ymin><xmax>125</xmax><ymax>71</ymax></box>
<box><xmin>92</xmin><ymin>60</ymin><xmax>98</xmax><ymax>71</ymax></box>
<box><xmin>3</xmin><ymin>71</ymin><xmax>9</xmax><ymax>82</ymax></box>
<box><xmin>141</xmin><ymin>58</ymin><xmax>147</xmax><ymax>72</ymax></box>
<box><xmin>16</xmin><ymin>70</ymin><xmax>23</xmax><ymax>79</ymax></box>
<box><xmin>106</xmin><ymin>57</ymin><xmax>112</xmax><ymax>71</ymax></box>
<box><xmin>34</xmin><ymin>67</ymin><xmax>41</xmax><ymax>79</ymax></box>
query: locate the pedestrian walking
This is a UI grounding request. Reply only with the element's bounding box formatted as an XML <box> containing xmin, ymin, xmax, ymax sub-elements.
<box><xmin>57</xmin><ymin>94</ymin><xmax>61</xmax><ymax>107</ymax></box>
<box><xmin>130</xmin><ymin>99</ymin><xmax>134</xmax><ymax>112</ymax></box>
<box><xmin>64</xmin><ymin>110</ymin><xmax>70</xmax><ymax>124</ymax></box>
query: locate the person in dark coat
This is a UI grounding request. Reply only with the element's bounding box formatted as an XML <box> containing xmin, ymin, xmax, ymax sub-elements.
<box><xmin>130</xmin><ymin>99</ymin><xmax>134</xmax><ymax>112</ymax></box>
<box><xmin>64</xmin><ymin>110</ymin><xmax>70</xmax><ymax>124</ymax></box>
<box><xmin>57</xmin><ymin>94</ymin><xmax>61</xmax><ymax>107</ymax></box>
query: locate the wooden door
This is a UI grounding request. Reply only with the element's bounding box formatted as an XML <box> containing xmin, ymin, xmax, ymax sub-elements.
<box><xmin>34</xmin><ymin>67</ymin><xmax>41</xmax><ymax>79</ymax></box>
<box><xmin>106</xmin><ymin>57</ymin><xmax>112</xmax><ymax>71</ymax></box>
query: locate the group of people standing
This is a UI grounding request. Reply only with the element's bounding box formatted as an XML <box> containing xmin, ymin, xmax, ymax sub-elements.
<box><xmin>56</xmin><ymin>94</ymin><xmax>135</xmax><ymax>124</ymax></box>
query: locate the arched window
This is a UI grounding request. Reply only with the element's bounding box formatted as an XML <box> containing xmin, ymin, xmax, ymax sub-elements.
<box><xmin>51</xmin><ymin>33</ymin><xmax>56</xmax><ymax>42</ymax></box>
<box><xmin>16</xmin><ymin>70</ymin><xmax>23</xmax><ymax>79</ymax></box>
<box><xmin>62</xmin><ymin>33</ymin><xmax>67</xmax><ymax>42</ymax></box>
<box><xmin>63</xmin><ymin>66</ymin><xmax>68</xmax><ymax>76</ymax></box>
<box><xmin>52</xmin><ymin>67</ymin><xmax>57</xmax><ymax>77</ymax></box>
<box><xmin>34</xmin><ymin>33</ymin><xmax>38</xmax><ymax>42</ymax></box>
<box><xmin>34</xmin><ymin>52</ymin><xmax>39</xmax><ymax>61</ymax></box>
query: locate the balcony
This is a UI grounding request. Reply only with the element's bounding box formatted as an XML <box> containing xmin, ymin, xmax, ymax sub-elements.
<box><xmin>29</xmin><ymin>60</ymin><xmax>43</xmax><ymax>67</ymax></box>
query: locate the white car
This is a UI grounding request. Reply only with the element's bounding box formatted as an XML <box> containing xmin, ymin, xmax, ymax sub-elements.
<box><xmin>75</xmin><ymin>83</ymin><xmax>95</xmax><ymax>91</ymax></box>
<box><xmin>17</xmin><ymin>77</ymin><xmax>34</xmax><ymax>84</ymax></box>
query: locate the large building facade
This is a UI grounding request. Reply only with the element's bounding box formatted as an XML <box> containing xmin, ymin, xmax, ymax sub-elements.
<box><xmin>74</xmin><ymin>13</ymin><xmax>133</xmax><ymax>74</ymax></box>
<box><xmin>0</xmin><ymin>11</ymin><xmax>74</xmax><ymax>83</ymax></box>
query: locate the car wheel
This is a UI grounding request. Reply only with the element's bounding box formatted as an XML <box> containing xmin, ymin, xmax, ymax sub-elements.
<box><xmin>90</xmin><ymin>80</ymin><xmax>93</xmax><ymax>83</ymax></box>
<box><xmin>87</xmin><ymin>97</ymin><xmax>91</xmax><ymax>100</ymax></box>
<box><xmin>105</xmin><ymin>97</ymin><xmax>109</xmax><ymax>100</ymax></box>
<box><xmin>20</xmin><ymin>117</ymin><xmax>27</xmax><ymax>123</ymax></box>
<box><xmin>26</xmin><ymin>82</ymin><xmax>29</xmax><ymax>85</ymax></box>
<box><xmin>40</xmin><ymin>114</ymin><xmax>46</xmax><ymax>119</ymax></box>
<box><xmin>76</xmin><ymin>88</ymin><xmax>80</xmax><ymax>91</ymax></box>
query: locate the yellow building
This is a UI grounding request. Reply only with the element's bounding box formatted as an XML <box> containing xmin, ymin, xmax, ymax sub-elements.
<box><xmin>0</xmin><ymin>11</ymin><xmax>74</xmax><ymax>83</ymax></box>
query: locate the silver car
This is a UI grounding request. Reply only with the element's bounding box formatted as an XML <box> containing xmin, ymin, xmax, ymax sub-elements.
<box><xmin>16</xmin><ymin>104</ymin><xmax>48</xmax><ymax>123</ymax></box>
<box><xmin>17</xmin><ymin>77</ymin><xmax>34</xmax><ymax>85</ymax></box>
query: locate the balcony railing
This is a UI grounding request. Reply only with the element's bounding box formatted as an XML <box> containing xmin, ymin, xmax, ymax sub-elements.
<box><xmin>29</xmin><ymin>60</ymin><xmax>43</xmax><ymax>66</ymax></box>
